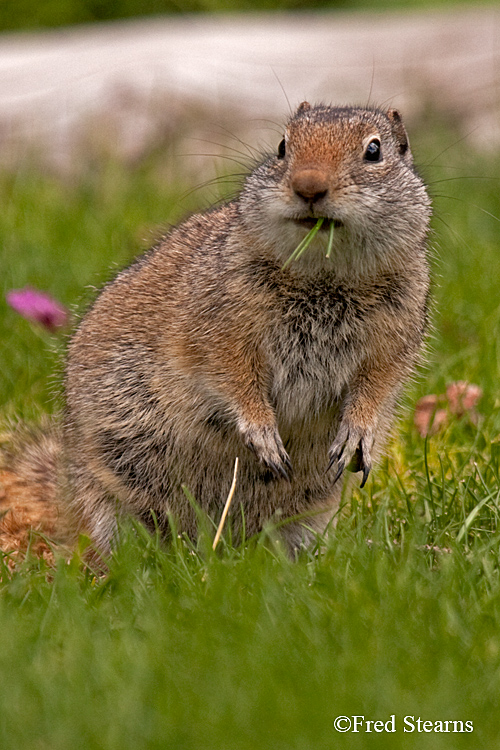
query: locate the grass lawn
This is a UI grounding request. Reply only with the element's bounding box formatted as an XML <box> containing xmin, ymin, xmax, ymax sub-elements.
<box><xmin>1</xmin><ymin>123</ymin><xmax>500</xmax><ymax>748</ymax></box>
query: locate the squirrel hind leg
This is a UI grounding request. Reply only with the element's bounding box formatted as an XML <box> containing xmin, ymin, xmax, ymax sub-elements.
<box><xmin>272</xmin><ymin>482</ymin><xmax>343</xmax><ymax>556</ymax></box>
<box><xmin>62</xmin><ymin>471</ymin><xmax>121</xmax><ymax>557</ymax></box>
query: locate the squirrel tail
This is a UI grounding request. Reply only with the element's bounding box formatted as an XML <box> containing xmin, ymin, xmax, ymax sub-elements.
<box><xmin>0</xmin><ymin>419</ymin><xmax>65</xmax><ymax>563</ymax></box>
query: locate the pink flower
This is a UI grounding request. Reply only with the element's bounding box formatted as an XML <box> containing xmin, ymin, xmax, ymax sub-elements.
<box><xmin>6</xmin><ymin>287</ymin><xmax>69</xmax><ymax>332</ymax></box>
<box><xmin>414</xmin><ymin>394</ymin><xmax>448</xmax><ymax>438</ymax></box>
<box><xmin>414</xmin><ymin>380</ymin><xmax>483</xmax><ymax>437</ymax></box>
<box><xmin>446</xmin><ymin>381</ymin><xmax>483</xmax><ymax>416</ymax></box>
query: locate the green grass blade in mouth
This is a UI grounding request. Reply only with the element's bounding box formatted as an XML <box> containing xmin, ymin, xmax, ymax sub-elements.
<box><xmin>282</xmin><ymin>217</ymin><xmax>324</xmax><ymax>270</ymax></box>
<box><xmin>326</xmin><ymin>220</ymin><xmax>335</xmax><ymax>259</ymax></box>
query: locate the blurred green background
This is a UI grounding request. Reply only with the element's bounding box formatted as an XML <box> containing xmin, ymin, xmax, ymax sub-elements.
<box><xmin>0</xmin><ymin>0</ymin><xmax>493</xmax><ymax>32</ymax></box>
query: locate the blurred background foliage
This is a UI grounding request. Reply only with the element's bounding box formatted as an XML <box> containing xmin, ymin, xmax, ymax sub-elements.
<box><xmin>0</xmin><ymin>0</ymin><xmax>490</xmax><ymax>32</ymax></box>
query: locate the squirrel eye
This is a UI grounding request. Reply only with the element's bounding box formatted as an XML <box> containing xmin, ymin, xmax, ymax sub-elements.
<box><xmin>364</xmin><ymin>138</ymin><xmax>381</xmax><ymax>162</ymax></box>
<box><xmin>277</xmin><ymin>138</ymin><xmax>286</xmax><ymax>159</ymax></box>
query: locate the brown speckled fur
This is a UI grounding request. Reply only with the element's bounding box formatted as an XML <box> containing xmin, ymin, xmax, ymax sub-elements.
<box><xmin>0</xmin><ymin>425</ymin><xmax>63</xmax><ymax>565</ymax></box>
<box><xmin>4</xmin><ymin>103</ymin><xmax>432</xmax><ymax>556</ymax></box>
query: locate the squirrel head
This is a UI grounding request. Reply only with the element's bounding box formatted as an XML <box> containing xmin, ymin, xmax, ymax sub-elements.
<box><xmin>240</xmin><ymin>102</ymin><xmax>431</xmax><ymax>273</ymax></box>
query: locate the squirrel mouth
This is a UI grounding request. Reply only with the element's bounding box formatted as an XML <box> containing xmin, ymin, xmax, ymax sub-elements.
<box><xmin>294</xmin><ymin>218</ymin><xmax>343</xmax><ymax>231</ymax></box>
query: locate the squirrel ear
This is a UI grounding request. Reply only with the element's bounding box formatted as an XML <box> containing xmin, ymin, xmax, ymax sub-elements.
<box><xmin>297</xmin><ymin>101</ymin><xmax>311</xmax><ymax>113</ymax></box>
<box><xmin>387</xmin><ymin>108</ymin><xmax>411</xmax><ymax>160</ymax></box>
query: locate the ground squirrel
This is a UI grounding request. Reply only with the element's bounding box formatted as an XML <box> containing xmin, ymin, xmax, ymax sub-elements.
<box><xmin>34</xmin><ymin>102</ymin><xmax>432</xmax><ymax>553</ymax></box>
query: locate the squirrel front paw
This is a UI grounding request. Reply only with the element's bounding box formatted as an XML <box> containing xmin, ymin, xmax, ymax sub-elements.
<box><xmin>327</xmin><ymin>421</ymin><xmax>374</xmax><ymax>488</ymax></box>
<box><xmin>239</xmin><ymin>420</ymin><xmax>292</xmax><ymax>480</ymax></box>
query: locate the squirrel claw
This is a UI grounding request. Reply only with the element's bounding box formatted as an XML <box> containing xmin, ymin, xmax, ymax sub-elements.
<box><xmin>326</xmin><ymin>441</ymin><xmax>345</xmax><ymax>474</ymax></box>
<box><xmin>360</xmin><ymin>463</ymin><xmax>371</xmax><ymax>488</ymax></box>
<box><xmin>266</xmin><ymin>446</ymin><xmax>293</xmax><ymax>481</ymax></box>
<box><xmin>326</xmin><ymin>454</ymin><xmax>336</xmax><ymax>474</ymax></box>
<box><xmin>239</xmin><ymin>420</ymin><xmax>292</xmax><ymax>481</ymax></box>
<box><xmin>332</xmin><ymin>460</ymin><xmax>345</xmax><ymax>485</ymax></box>
<box><xmin>268</xmin><ymin>460</ymin><xmax>292</xmax><ymax>482</ymax></box>
<box><xmin>327</xmin><ymin>422</ymin><xmax>374</xmax><ymax>488</ymax></box>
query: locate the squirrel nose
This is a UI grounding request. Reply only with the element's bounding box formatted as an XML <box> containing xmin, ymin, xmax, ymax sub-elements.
<box><xmin>292</xmin><ymin>169</ymin><xmax>329</xmax><ymax>204</ymax></box>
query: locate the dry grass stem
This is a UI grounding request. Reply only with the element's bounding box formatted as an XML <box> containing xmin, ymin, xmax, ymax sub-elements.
<box><xmin>212</xmin><ymin>457</ymin><xmax>239</xmax><ymax>550</ymax></box>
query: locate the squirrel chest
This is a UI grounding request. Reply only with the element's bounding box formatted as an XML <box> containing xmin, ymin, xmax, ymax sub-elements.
<box><xmin>262</xmin><ymin>269</ymin><xmax>406</xmax><ymax>424</ymax></box>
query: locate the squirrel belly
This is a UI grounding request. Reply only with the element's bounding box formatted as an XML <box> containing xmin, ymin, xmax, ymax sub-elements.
<box><xmin>3</xmin><ymin>102</ymin><xmax>432</xmax><ymax>556</ymax></box>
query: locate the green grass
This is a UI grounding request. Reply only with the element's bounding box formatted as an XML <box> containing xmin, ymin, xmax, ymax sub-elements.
<box><xmin>2</xmin><ymin>509</ymin><xmax>500</xmax><ymax>748</ymax></box>
<box><xmin>1</xmin><ymin>127</ymin><xmax>500</xmax><ymax>747</ymax></box>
